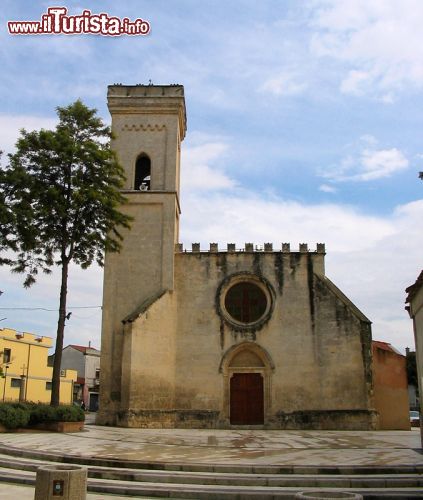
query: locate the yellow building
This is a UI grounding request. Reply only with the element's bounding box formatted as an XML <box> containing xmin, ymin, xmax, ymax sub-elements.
<box><xmin>0</xmin><ymin>327</ymin><xmax>77</xmax><ymax>404</ymax></box>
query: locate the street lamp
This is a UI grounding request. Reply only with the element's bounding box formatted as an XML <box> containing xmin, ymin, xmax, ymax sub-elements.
<box><xmin>2</xmin><ymin>365</ymin><xmax>10</xmax><ymax>402</ymax></box>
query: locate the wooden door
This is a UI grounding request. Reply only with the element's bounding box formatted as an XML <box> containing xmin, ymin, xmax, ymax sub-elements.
<box><xmin>230</xmin><ymin>373</ymin><xmax>264</xmax><ymax>424</ymax></box>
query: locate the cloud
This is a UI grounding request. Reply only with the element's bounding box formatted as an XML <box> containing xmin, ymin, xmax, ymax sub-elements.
<box><xmin>360</xmin><ymin>134</ymin><xmax>378</xmax><ymax>146</ymax></box>
<box><xmin>327</xmin><ymin>199</ymin><xmax>423</xmax><ymax>350</ymax></box>
<box><xmin>310</xmin><ymin>0</ymin><xmax>423</xmax><ymax>98</ymax></box>
<box><xmin>0</xmin><ymin>114</ymin><xmax>57</xmax><ymax>157</ymax></box>
<box><xmin>359</xmin><ymin>148</ymin><xmax>409</xmax><ymax>180</ymax></box>
<box><xmin>319</xmin><ymin>184</ymin><xmax>337</xmax><ymax>193</ymax></box>
<box><xmin>320</xmin><ymin>137</ymin><xmax>409</xmax><ymax>182</ymax></box>
<box><xmin>0</xmin><ymin>263</ymin><xmax>103</xmax><ymax>349</ymax></box>
<box><xmin>259</xmin><ymin>72</ymin><xmax>307</xmax><ymax>97</ymax></box>
<box><xmin>340</xmin><ymin>70</ymin><xmax>372</xmax><ymax>96</ymax></box>
<box><xmin>181</xmin><ymin>140</ymin><xmax>236</xmax><ymax>191</ymax></box>
<box><xmin>181</xmin><ymin>192</ymin><xmax>395</xmax><ymax>252</ymax></box>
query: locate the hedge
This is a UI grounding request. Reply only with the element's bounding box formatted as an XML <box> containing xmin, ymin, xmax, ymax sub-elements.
<box><xmin>0</xmin><ymin>403</ymin><xmax>84</xmax><ymax>429</ymax></box>
<box><xmin>0</xmin><ymin>404</ymin><xmax>30</xmax><ymax>429</ymax></box>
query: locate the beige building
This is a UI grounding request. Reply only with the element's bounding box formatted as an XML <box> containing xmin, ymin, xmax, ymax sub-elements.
<box><xmin>406</xmin><ymin>271</ymin><xmax>423</xmax><ymax>446</ymax></box>
<box><xmin>97</xmin><ymin>84</ymin><xmax>376</xmax><ymax>429</ymax></box>
<box><xmin>49</xmin><ymin>344</ymin><xmax>100</xmax><ymax>411</ymax></box>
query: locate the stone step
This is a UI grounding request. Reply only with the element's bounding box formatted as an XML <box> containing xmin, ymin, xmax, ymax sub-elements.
<box><xmin>0</xmin><ymin>454</ymin><xmax>423</xmax><ymax>498</ymax></box>
<box><xmin>0</xmin><ymin>455</ymin><xmax>422</xmax><ymax>489</ymax></box>
<box><xmin>0</xmin><ymin>444</ymin><xmax>422</xmax><ymax>476</ymax></box>
<box><xmin>0</xmin><ymin>446</ymin><xmax>422</xmax><ymax>498</ymax></box>
<box><xmin>0</xmin><ymin>468</ymin><xmax>423</xmax><ymax>499</ymax></box>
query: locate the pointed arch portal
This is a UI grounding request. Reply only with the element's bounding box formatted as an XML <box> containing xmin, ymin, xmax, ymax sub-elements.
<box><xmin>220</xmin><ymin>342</ymin><xmax>274</xmax><ymax>426</ymax></box>
<box><xmin>230</xmin><ymin>372</ymin><xmax>264</xmax><ymax>425</ymax></box>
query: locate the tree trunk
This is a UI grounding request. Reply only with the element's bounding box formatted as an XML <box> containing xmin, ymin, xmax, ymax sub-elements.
<box><xmin>51</xmin><ymin>259</ymin><xmax>69</xmax><ymax>406</ymax></box>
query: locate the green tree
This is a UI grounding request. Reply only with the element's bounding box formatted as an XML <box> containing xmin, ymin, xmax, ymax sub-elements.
<box><xmin>406</xmin><ymin>350</ymin><xmax>417</xmax><ymax>387</ymax></box>
<box><xmin>0</xmin><ymin>152</ymin><xmax>15</xmax><ymax>267</ymax></box>
<box><xmin>0</xmin><ymin>101</ymin><xmax>131</xmax><ymax>406</ymax></box>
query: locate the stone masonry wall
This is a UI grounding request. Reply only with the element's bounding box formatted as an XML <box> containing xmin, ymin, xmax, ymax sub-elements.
<box><xmin>158</xmin><ymin>247</ymin><xmax>375</xmax><ymax>429</ymax></box>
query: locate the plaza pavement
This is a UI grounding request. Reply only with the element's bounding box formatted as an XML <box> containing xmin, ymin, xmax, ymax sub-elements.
<box><xmin>0</xmin><ymin>483</ymin><xmax>144</xmax><ymax>499</ymax></box>
<box><xmin>0</xmin><ymin>420</ymin><xmax>421</xmax><ymax>467</ymax></box>
<box><xmin>0</xmin><ymin>417</ymin><xmax>421</xmax><ymax>498</ymax></box>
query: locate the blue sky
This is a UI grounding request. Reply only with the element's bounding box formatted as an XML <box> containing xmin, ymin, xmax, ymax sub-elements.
<box><xmin>0</xmin><ymin>0</ymin><xmax>422</xmax><ymax>352</ymax></box>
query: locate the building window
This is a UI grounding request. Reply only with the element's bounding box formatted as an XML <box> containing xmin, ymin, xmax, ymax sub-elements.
<box><xmin>225</xmin><ymin>282</ymin><xmax>267</xmax><ymax>323</ymax></box>
<box><xmin>10</xmin><ymin>378</ymin><xmax>21</xmax><ymax>389</ymax></box>
<box><xmin>46</xmin><ymin>382</ymin><xmax>52</xmax><ymax>391</ymax></box>
<box><xmin>218</xmin><ymin>274</ymin><xmax>274</xmax><ymax>331</ymax></box>
<box><xmin>135</xmin><ymin>154</ymin><xmax>151</xmax><ymax>190</ymax></box>
<box><xmin>95</xmin><ymin>369</ymin><xmax>100</xmax><ymax>379</ymax></box>
<box><xmin>3</xmin><ymin>349</ymin><xmax>11</xmax><ymax>364</ymax></box>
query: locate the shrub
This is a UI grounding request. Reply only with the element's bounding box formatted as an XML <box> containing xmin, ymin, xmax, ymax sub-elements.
<box><xmin>54</xmin><ymin>405</ymin><xmax>85</xmax><ymax>422</ymax></box>
<box><xmin>0</xmin><ymin>402</ymin><xmax>85</xmax><ymax>429</ymax></box>
<box><xmin>29</xmin><ymin>403</ymin><xmax>84</xmax><ymax>424</ymax></box>
<box><xmin>0</xmin><ymin>403</ymin><xmax>30</xmax><ymax>429</ymax></box>
<box><xmin>28</xmin><ymin>404</ymin><xmax>57</xmax><ymax>425</ymax></box>
<box><xmin>13</xmin><ymin>402</ymin><xmax>35</xmax><ymax>411</ymax></box>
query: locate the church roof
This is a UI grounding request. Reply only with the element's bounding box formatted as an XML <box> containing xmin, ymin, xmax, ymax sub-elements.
<box><xmin>68</xmin><ymin>344</ymin><xmax>100</xmax><ymax>355</ymax></box>
<box><xmin>372</xmin><ymin>340</ymin><xmax>403</xmax><ymax>356</ymax></box>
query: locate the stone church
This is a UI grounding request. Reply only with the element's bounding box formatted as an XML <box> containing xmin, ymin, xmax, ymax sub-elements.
<box><xmin>97</xmin><ymin>84</ymin><xmax>376</xmax><ymax>430</ymax></box>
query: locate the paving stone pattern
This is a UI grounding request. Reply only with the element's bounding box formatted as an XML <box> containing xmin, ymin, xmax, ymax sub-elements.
<box><xmin>0</xmin><ymin>425</ymin><xmax>421</xmax><ymax>467</ymax></box>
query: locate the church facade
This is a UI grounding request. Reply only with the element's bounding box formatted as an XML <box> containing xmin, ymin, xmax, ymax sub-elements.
<box><xmin>97</xmin><ymin>84</ymin><xmax>377</xmax><ymax>429</ymax></box>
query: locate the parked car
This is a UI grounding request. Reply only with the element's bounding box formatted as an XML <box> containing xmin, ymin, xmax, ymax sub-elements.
<box><xmin>410</xmin><ymin>410</ymin><xmax>420</xmax><ymax>427</ymax></box>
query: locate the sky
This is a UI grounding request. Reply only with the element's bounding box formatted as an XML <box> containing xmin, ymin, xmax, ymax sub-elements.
<box><xmin>0</xmin><ymin>0</ymin><xmax>422</xmax><ymax>353</ymax></box>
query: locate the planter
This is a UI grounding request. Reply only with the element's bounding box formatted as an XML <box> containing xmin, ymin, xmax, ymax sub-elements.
<box><xmin>31</xmin><ymin>421</ymin><xmax>84</xmax><ymax>432</ymax></box>
<box><xmin>0</xmin><ymin>421</ymin><xmax>84</xmax><ymax>432</ymax></box>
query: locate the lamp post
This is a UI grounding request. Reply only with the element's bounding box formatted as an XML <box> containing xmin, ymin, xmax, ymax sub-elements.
<box><xmin>2</xmin><ymin>365</ymin><xmax>9</xmax><ymax>402</ymax></box>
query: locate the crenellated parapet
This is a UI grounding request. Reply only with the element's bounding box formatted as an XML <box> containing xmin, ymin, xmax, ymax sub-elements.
<box><xmin>175</xmin><ymin>243</ymin><xmax>326</xmax><ymax>254</ymax></box>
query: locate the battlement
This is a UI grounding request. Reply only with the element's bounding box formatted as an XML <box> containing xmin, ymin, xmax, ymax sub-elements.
<box><xmin>175</xmin><ymin>243</ymin><xmax>326</xmax><ymax>254</ymax></box>
<box><xmin>108</xmin><ymin>83</ymin><xmax>184</xmax><ymax>98</ymax></box>
<box><xmin>107</xmin><ymin>83</ymin><xmax>186</xmax><ymax>139</ymax></box>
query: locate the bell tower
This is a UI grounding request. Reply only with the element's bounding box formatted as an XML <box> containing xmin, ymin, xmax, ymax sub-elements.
<box><xmin>98</xmin><ymin>84</ymin><xmax>186</xmax><ymax>425</ymax></box>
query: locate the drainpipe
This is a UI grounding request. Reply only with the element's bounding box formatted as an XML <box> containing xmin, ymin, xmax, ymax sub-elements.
<box><xmin>19</xmin><ymin>375</ymin><xmax>26</xmax><ymax>402</ymax></box>
<box><xmin>2</xmin><ymin>365</ymin><xmax>9</xmax><ymax>402</ymax></box>
<box><xmin>25</xmin><ymin>344</ymin><xmax>31</xmax><ymax>401</ymax></box>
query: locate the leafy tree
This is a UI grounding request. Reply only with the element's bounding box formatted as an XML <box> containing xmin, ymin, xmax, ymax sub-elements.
<box><xmin>0</xmin><ymin>101</ymin><xmax>131</xmax><ymax>406</ymax></box>
<box><xmin>0</xmin><ymin>152</ymin><xmax>15</xmax><ymax>267</ymax></box>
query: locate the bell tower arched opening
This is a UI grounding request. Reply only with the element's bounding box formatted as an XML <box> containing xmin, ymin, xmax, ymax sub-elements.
<box><xmin>134</xmin><ymin>154</ymin><xmax>151</xmax><ymax>190</ymax></box>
